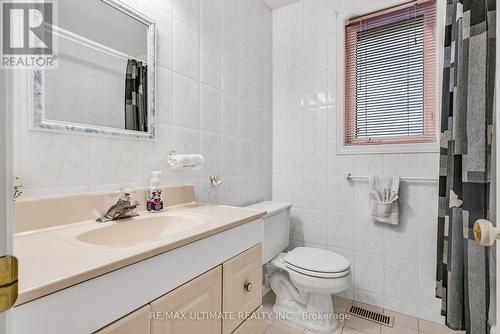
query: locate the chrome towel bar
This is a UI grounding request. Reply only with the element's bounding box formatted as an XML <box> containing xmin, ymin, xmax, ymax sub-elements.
<box><xmin>346</xmin><ymin>173</ymin><xmax>438</xmax><ymax>183</ymax></box>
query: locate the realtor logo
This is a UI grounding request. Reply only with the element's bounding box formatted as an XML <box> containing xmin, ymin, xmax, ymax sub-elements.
<box><xmin>1</xmin><ymin>1</ymin><xmax>57</xmax><ymax>68</ymax></box>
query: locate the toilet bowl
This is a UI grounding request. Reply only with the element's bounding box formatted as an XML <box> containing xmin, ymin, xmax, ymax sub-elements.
<box><xmin>245</xmin><ymin>201</ymin><xmax>351</xmax><ymax>334</ymax></box>
<box><xmin>269</xmin><ymin>248</ymin><xmax>351</xmax><ymax>333</ymax></box>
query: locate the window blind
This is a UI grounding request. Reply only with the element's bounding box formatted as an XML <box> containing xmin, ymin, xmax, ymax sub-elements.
<box><xmin>344</xmin><ymin>0</ymin><xmax>437</xmax><ymax>145</ymax></box>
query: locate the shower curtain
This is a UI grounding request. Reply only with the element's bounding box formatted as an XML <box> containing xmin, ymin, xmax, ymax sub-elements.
<box><xmin>124</xmin><ymin>59</ymin><xmax>148</xmax><ymax>132</ymax></box>
<box><xmin>436</xmin><ymin>0</ymin><xmax>495</xmax><ymax>333</ymax></box>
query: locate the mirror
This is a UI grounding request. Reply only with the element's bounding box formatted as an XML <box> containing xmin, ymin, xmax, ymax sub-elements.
<box><xmin>32</xmin><ymin>0</ymin><xmax>156</xmax><ymax>139</ymax></box>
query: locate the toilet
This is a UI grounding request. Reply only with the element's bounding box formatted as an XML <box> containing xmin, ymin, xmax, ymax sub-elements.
<box><xmin>246</xmin><ymin>201</ymin><xmax>352</xmax><ymax>333</ymax></box>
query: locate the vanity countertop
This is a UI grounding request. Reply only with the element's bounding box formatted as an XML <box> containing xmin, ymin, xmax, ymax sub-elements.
<box><xmin>14</xmin><ymin>203</ymin><xmax>266</xmax><ymax>306</ymax></box>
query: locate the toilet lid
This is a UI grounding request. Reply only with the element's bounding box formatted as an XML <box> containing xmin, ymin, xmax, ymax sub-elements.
<box><xmin>284</xmin><ymin>247</ymin><xmax>350</xmax><ymax>274</ymax></box>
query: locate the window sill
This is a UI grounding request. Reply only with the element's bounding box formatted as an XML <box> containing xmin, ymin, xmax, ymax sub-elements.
<box><xmin>336</xmin><ymin>141</ymin><xmax>440</xmax><ymax>155</ymax></box>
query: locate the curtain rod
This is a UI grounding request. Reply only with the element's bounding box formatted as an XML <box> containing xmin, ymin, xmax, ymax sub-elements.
<box><xmin>347</xmin><ymin>0</ymin><xmax>432</xmax><ymax>25</ymax></box>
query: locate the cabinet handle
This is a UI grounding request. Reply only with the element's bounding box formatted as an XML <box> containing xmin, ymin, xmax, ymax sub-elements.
<box><xmin>244</xmin><ymin>282</ymin><xmax>253</xmax><ymax>292</ymax></box>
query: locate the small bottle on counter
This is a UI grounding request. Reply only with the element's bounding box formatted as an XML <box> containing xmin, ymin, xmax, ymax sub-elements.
<box><xmin>147</xmin><ymin>171</ymin><xmax>164</xmax><ymax>212</ymax></box>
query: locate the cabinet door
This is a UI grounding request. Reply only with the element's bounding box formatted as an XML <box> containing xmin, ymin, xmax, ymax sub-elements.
<box><xmin>232</xmin><ymin>307</ymin><xmax>264</xmax><ymax>334</ymax></box>
<box><xmin>151</xmin><ymin>266</ymin><xmax>222</xmax><ymax>334</ymax></box>
<box><xmin>94</xmin><ymin>305</ymin><xmax>150</xmax><ymax>334</ymax></box>
<box><xmin>222</xmin><ymin>244</ymin><xmax>262</xmax><ymax>334</ymax></box>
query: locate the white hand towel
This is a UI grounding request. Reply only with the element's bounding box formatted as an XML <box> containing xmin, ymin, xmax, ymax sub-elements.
<box><xmin>368</xmin><ymin>175</ymin><xmax>400</xmax><ymax>225</ymax></box>
<box><xmin>168</xmin><ymin>153</ymin><xmax>205</xmax><ymax>170</ymax></box>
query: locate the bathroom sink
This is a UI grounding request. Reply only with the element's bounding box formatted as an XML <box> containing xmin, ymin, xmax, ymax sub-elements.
<box><xmin>76</xmin><ymin>213</ymin><xmax>204</xmax><ymax>247</ymax></box>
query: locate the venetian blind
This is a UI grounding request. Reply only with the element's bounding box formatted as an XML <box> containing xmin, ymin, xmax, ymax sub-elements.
<box><xmin>344</xmin><ymin>0</ymin><xmax>437</xmax><ymax>145</ymax></box>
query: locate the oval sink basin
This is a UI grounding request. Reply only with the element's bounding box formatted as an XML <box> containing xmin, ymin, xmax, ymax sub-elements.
<box><xmin>76</xmin><ymin>213</ymin><xmax>204</xmax><ymax>247</ymax></box>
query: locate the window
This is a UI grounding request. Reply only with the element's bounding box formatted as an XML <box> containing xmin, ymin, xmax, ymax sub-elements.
<box><xmin>344</xmin><ymin>0</ymin><xmax>437</xmax><ymax>146</ymax></box>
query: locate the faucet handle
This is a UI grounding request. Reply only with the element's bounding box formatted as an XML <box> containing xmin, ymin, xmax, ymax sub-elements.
<box><xmin>120</xmin><ymin>187</ymin><xmax>135</xmax><ymax>200</ymax></box>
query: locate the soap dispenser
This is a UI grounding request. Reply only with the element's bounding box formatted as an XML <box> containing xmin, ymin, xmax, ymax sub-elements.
<box><xmin>147</xmin><ymin>171</ymin><xmax>164</xmax><ymax>212</ymax></box>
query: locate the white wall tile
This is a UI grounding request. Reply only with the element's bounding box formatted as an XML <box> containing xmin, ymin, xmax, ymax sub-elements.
<box><xmin>273</xmin><ymin>175</ymin><xmax>303</xmax><ymax>207</ymax></box>
<box><xmin>385</xmin><ymin>154</ymin><xmax>420</xmax><ymax>177</ymax></box>
<box><xmin>385</xmin><ymin>257</ymin><xmax>418</xmax><ymax>302</ymax></box>
<box><xmin>221</xmin><ymin>135</ymin><xmax>240</xmax><ymax>176</ymax></box>
<box><xmin>200</xmin><ymin>84</ymin><xmax>221</xmax><ymax>132</ymax></box>
<box><xmin>221</xmin><ymin>93</ymin><xmax>240</xmax><ymax>136</ymax></box>
<box><xmin>354</xmin><ymin>214</ymin><xmax>384</xmax><ymax>255</ymax></box>
<box><xmin>239</xmin><ymin>100</ymin><xmax>256</xmax><ymax>139</ymax></box>
<box><xmin>418</xmin><ymin>184</ymin><xmax>439</xmax><ymax>220</ymax></box>
<box><xmin>328</xmin><ymin>211</ymin><xmax>355</xmax><ymax>250</ymax></box>
<box><xmin>303</xmin><ymin>107</ymin><xmax>327</xmax><ymax>141</ymax></box>
<box><xmin>303</xmin><ymin>0</ymin><xmax>328</xmax><ymax>39</ymax></box>
<box><xmin>354</xmin><ymin>252</ymin><xmax>384</xmax><ymax>294</ymax></box>
<box><xmin>384</xmin><ymin>219</ymin><xmax>418</xmax><ymax>261</ymax></box>
<box><xmin>294</xmin><ymin>209</ymin><xmax>328</xmax><ymax>244</ymax></box>
<box><xmin>354</xmin><ymin>289</ymin><xmax>385</xmax><ymax>309</ymax></box>
<box><xmin>200</xmin><ymin>131</ymin><xmax>222</xmax><ymax>175</ymax></box>
<box><xmin>354</xmin><ymin>155</ymin><xmax>384</xmax><ymax>176</ymax></box>
<box><xmin>222</xmin><ymin>51</ymin><xmax>239</xmax><ymax>96</ymax></box>
<box><xmin>173</xmin><ymin>73</ymin><xmax>200</xmax><ymax>129</ymax></box>
<box><xmin>201</xmin><ymin>37</ymin><xmax>222</xmax><ymax>88</ymax></box>
<box><xmin>302</xmin><ymin>71</ymin><xmax>327</xmax><ymax>107</ymax></box>
<box><xmin>418</xmin><ymin>220</ymin><xmax>438</xmax><ymax>264</ymax></box>
<box><xmin>277</xmin><ymin>110</ymin><xmax>303</xmax><ymax>142</ymax></box>
<box><xmin>303</xmin><ymin>37</ymin><xmax>328</xmax><ymax>74</ymax></box>
<box><xmin>157</xmin><ymin>67</ymin><xmax>173</xmax><ymax>125</ymax></box>
<box><xmin>302</xmin><ymin>176</ymin><xmax>328</xmax><ymax>209</ymax></box>
<box><xmin>200</xmin><ymin>0</ymin><xmax>221</xmax><ymax>45</ymax></box>
<box><xmin>328</xmin><ymin>176</ymin><xmax>355</xmax><ymax>213</ymax></box>
<box><xmin>303</xmin><ymin>141</ymin><xmax>327</xmax><ymax>176</ymax></box>
<box><xmin>222</xmin><ymin>0</ymin><xmax>239</xmax><ymax>55</ymax></box>
<box><xmin>173</xmin><ymin>0</ymin><xmax>200</xmax><ymax>31</ymax></box>
<box><xmin>174</xmin><ymin>19</ymin><xmax>200</xmax><ymax>80</ymax></box>
<box><xmin>328</xmin><ymin>153</ymin><xmax>354</xmax><ymax>177</ymax></box>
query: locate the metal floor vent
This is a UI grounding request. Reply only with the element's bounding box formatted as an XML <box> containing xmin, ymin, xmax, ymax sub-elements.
<box><xmin>346</xmin><ymin>304</ymin><xmax>394</xmax><ymax>327</ymax></box>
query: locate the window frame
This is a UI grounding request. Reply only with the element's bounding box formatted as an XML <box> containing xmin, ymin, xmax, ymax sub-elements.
<box><xmin>337</xmin><ymin>1</ymin><xmax>444</xmax><ymax>155</ymax></box>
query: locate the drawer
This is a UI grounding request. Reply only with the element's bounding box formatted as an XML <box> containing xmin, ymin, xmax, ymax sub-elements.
<box><xmin>232</xmin><ymin>307</ymin><xmax>264</xmax><ymax>334</ymax></box>
<box><xmin>94</xmin><ymin>305</ymin><xmax>150</xmax><ymax>334</ymax></box>
<box><xmin>223</xmin><ymin>244</ymin><xmax>262</xmax><ymax>334</ymax></box>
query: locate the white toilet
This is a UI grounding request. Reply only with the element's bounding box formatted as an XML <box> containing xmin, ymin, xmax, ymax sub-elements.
<box><xmin>246</xmin><ymin>201</ymin><xmax>352</xmax><ymax>333</ymax></box>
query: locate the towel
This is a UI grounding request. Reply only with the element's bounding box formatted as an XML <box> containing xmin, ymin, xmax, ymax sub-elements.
<box><xmin>368</xmin><ymin>175</ymin><xmax>400</xmax><ymax>225</ymax></box>
<box><xmin>168</xmin><ymin>153</ymin><xmax>205</xmax><ymax>170</ymax></box>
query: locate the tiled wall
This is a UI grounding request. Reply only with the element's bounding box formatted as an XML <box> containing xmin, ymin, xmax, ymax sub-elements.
<box><xmin>12</xmin><ymin>0</ymin><xmax>273</xmax><ymax>206</ymax></box>
<box><xmin>271</xmin><ymin>0</ymin><xmax>444</xmax><ymax>323</ymax></box>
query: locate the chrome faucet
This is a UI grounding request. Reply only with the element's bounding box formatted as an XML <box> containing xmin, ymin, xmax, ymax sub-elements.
<box><xmin>97</xmin><ymin>188</ymin><xmax>139</xmax><ymax>222</ymax></box>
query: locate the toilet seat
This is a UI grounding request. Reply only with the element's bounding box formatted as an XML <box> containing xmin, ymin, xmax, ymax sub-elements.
<box><xmin>285</xmin><ymin>262</ymin><xmax>351</xmax><ymax>278</ymax></box>
<box><xmin>283</xmin><ymin>247</ymin><xmax>350</xmax><ymax>278</ymax></box>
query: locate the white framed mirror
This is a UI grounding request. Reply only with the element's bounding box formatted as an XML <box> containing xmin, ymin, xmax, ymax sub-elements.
<box><xmin>31</xmin><ymin>0</ymin><xmax>156</xmax><ymax>140</ymax></box>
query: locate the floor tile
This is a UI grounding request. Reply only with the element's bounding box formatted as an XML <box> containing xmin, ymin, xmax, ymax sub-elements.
<box><xmin>265</xmin><ymin>322</ymin><xmax>304</xmax><ymax>334</ymax></box>
<box><xmin>263</xmin><ymin>319</ymin><xmax>274</xmax><ymax>332</ymax></box>
<box><xmin>380</xmin><ymin>323</ymin><xmax>417</xmax><ymax>334</ymax></box>
<box><xmin>418</xmin><ymin>319</ymin><xmax>465</xmax><ymax>334</ymax></box>
<box><xmin>342</xmin><ymin>327</ymin><xmax>371</xmax><ymax>334</ymax></box>
<box><xmin>274</xmin><ymin>318</ymin><xmax>308</xmax><ymax>332</ymax></box>
<box><xmin>345</xmin><ymin>316</ymin><xmax>381</xmax><ymax>334</ymax></box>
<box><xmin>334</xmin><ymin>296</ymin><xmax>353</xmax><ymax>313</ymax></box>
<box><xmin>383</xmin><ymin>310</ymin><xmax>418</xmax><ymax>329</ymax></box>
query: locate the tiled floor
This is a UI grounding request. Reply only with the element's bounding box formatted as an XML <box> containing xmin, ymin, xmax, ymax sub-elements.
<box><xmin>261</xmin><ymin>292</ymin><xmax>465</xmax><ymax>334</ymax></box>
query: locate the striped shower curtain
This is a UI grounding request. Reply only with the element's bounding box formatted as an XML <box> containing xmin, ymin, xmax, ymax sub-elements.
<box><xmin>436</xmin><ymin>0</ymin><xmax>495</xmax><ymax>333</ymax></box>
<box><xmin>124</xmin><ymin>59</ymin><xmax>148</xmax><ymax>132</ymax></box>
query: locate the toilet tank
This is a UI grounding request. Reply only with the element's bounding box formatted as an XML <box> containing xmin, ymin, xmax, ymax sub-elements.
<box><xmin>245</xmin><ymin>201</ymin><xmax>292</xmax><ymax>263</ymax></box>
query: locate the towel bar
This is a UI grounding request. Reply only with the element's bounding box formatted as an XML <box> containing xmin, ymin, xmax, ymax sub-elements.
<box><xmin>346</xmin><ymin>173</ymin><xmax>438</xmax><ymax>183</ymax></box>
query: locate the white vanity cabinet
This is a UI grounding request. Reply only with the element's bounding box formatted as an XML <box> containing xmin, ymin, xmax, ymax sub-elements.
<box><xmin>94</xmin><ymin>244</ymin><xmax>263</xmax><ymax>334</ymax></box>
<box><xmin>94</xmin><ymin>305</ymin><xmax>151</xmax><ymax>334</ymax></box>
<box><xmin>13</xmin><ymin>217</ymin><xmax>265</xmax><ymax>334</ymax></box>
